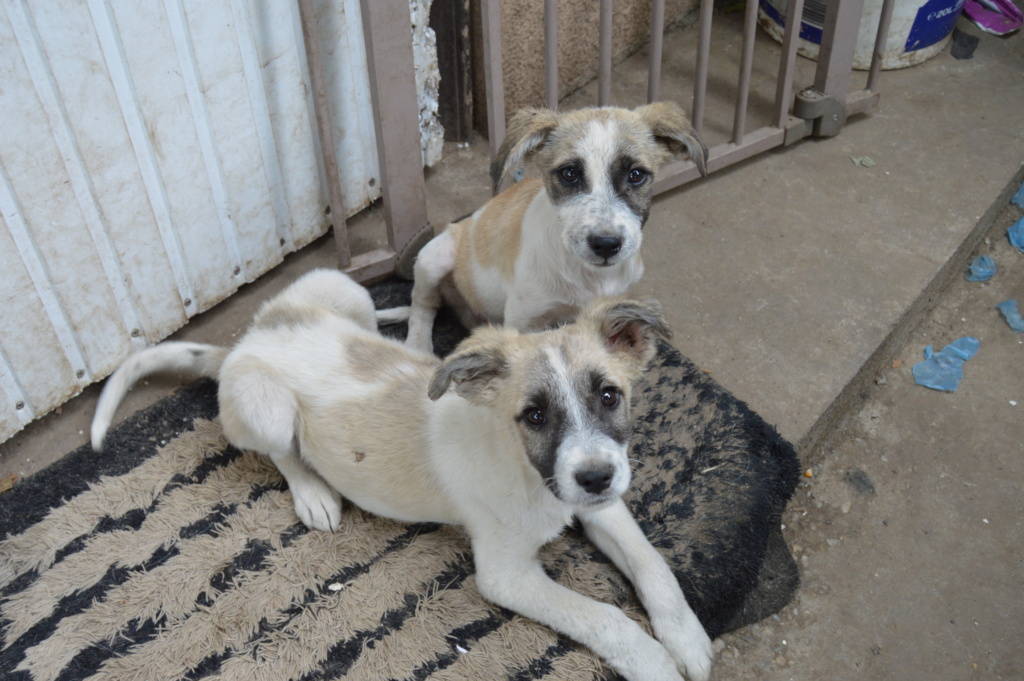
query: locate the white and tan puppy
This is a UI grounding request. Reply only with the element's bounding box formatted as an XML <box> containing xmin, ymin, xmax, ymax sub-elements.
<box><xmin>91</xmin><ymin>269</ymin><xmax>713</xmax><ymax>681</ymax></box>
<box><xmin>378</xmin><ymin>102</ymin><xmax>708</xmax><ymax>353</ymax></box>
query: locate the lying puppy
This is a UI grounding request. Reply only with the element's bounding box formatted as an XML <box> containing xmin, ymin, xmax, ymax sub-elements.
<box><xmin>377</xmin><ymin>102</ymin><xmax>708</xmax><ymax>353</ymax></box>
<box><xmin>91</xmin><ymin>269</ymin><xmax>713</xmax><ymax>681</ymax></box>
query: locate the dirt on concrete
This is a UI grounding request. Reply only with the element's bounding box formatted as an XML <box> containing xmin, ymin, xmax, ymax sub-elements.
<box><xmin>710</xmin><ymin>195</ymin><xmax>1024</xmax><ymax>679</ymax></box>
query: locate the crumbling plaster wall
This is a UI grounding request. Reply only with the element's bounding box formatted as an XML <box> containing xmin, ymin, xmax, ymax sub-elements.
<box><xmin>410</xmin><ymin>0</ymin><xmax>445</xmax><ymax>165</ymax></box>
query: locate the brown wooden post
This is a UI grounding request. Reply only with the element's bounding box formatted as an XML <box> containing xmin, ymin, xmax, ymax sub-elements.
<box><xmin>359</xmin><ymin>0</ymin><xmax>431</xmax><ymax>278</ymax></box>
<box><xmin>297</xmin><ymin>0</ymin><xmax>351</xmax><ymax>268</ymax></box>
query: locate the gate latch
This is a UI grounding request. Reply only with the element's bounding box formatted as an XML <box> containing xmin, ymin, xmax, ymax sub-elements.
<box><xmin>793</xmin><ymin>88</ymin><xmax>847</xmax><ymax>138</ymax></box>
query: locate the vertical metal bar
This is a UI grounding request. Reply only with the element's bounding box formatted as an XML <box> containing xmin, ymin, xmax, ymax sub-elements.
<box><xmin>732</xmin><ymin>0</ymin><xmax>759</xmax><ymax>144</ymax></box>
<box><xmin>358</xmin><ymin>0</ymin><xmax>430</xmax><ymax>259</ymax></box>
<box><xmin>297</xmin><ymin>0</ymin><xmax>351</xmax><ymax>267</ymax></box>
<box><xmin>867</xmin><ymin>0</ymin><xmax>896</xmax><ymax>92</ymax></box>
<box><xmin>481</xmin><ymin>0</ymin><xmax>506</xmax><ymax>159</ymax></box>
<box><xmin>544</xmin><ymin>0</ymin><xmax>558</xmax><ymax>109</ymax></box>
<box><xmin>692</xmin><ymin>0</ymin><xmax>713</xmax><ymax>134</ymax></box>
<box><xmin>813</xmin><ymin>0</ymin><xmax>867</xmax><ymax>100</ymax></box>
<box><xmin>647</xmin><ymin>0</ymin><xmax>665</xmax><ymax>103</ymax></box>
<box><xmin>598</xmin><ymin>0</ymin><xmax>612</xmax><ymax>106</ymax></box>
<box><xmin>773</xmin><ymin>0</ymin><xmax>806</xmax><ymax>126</ymax></box>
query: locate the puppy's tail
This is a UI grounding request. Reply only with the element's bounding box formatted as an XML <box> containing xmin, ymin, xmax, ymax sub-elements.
<box><xmin>375</xmin><ymin>306</ymin><xmax>412</xmax><ymax>325</ymax></box>
<box><xmin>91</xmin><ymin>342</ymin><xmax>229</xmax><ymax>452</ymax></box>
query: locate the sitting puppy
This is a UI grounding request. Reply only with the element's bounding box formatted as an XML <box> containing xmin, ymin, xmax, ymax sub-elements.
<box><xmin>377</xmin><ymin>102</ymin><xmax>708</xmax><ymax>353</ymax></box>
<box><xmin>91</xmin><ymin>269</ymin><xmax>713</xmax><ymax>681</ymax></box>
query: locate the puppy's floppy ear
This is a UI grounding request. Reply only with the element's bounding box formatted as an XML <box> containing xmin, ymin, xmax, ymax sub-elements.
<box><xmin>428</xmin><ymin>333</ymin><xmax>510</xmax><ymax>404</ymax></box>
<box><xmin>490</xmin><ymin>107</ymin><xmax>559</xmax><ymax>191</ymax></box>
<box><xmin>635</xmin><ymin>101</ymin><xmax>709</xmax><ymax>177</ymax></box>
<box><xmin>581</xmin><ymin>297</ymin><xmax>672</xmax><ymax>368</ymax></box>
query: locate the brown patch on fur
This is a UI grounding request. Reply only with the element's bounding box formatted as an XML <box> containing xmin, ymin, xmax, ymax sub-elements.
<box><xmin>252</xmin><ymin>305</ymin><xmax>326</xmax><ymax>333</ymax></box>
<box><xmin>300</xmin><ymin>364</ymin><xmax>450</xmax><ymax>522</ymax></box>
<box><xmin>449</xmin><ymin>179</ymin><xmax>540</xmax><ymax>312</ymax></box>
<box><xmin>354</xmin><ymin>451</ymin><xmax>365</xmax><ymax>462</ymax></box>
<box><xmin>344</xmin><ymin>335</ymin><xmax>439</xmax><ymax>383</ymax></box>
<box><xmin>472</xmin><ymin>179</ymin><xmax>535</xmax><ymax>275</ymax></box>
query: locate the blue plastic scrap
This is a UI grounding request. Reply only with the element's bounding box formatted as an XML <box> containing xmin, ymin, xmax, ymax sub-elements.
<box><xmin>1013</xmin><ymin>178</ymin><xmax>1024</xmax><ymax>208</ymax></box>
<box><xmin>997</xmin><ymin>299</ymin><xmax>1024</xmax><ymax>333</ymax></box>
<box><xmin>912</xmin><ymin>336</ymin><xmax>981</xmax><ymax>392</ymax></box>
<box><xmin>966</xmin><ymin>255</ymin><xmax>996</xmax><ymax>281</ymax></box>
<box><xmin>1010</xmin><ymin>216</ymin><xmax>1024</xmax><ymax>253</ymax></box>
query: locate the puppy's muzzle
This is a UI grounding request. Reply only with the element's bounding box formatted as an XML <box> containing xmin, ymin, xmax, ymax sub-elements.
<box><xmin>587</xmin><ymin>235</ymin><xmax>622</xmax><ymax>261</ymax></box>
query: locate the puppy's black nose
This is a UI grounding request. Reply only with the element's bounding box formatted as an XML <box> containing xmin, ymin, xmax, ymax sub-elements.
<box><xmin>588</xmin><ymin>236</ymin><xmax>622</xmax><ymax>260</ymax></box>
<box><xmin>575</xmin><ymin>468</ymin><xmax>613</xmax><ymax>495</ymax></box>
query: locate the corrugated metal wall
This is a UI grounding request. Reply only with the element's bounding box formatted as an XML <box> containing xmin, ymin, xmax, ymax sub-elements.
<box><xmin>0</xmin><ymin>0</ymin><xmax>416</xmax><ymax>441</ymax></box>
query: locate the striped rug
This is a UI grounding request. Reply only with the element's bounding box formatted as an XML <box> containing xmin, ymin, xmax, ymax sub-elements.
<box><xmin>0</xmin><ymin>282</ymin><xmax>800</xmax><ymax>681</ymax></box>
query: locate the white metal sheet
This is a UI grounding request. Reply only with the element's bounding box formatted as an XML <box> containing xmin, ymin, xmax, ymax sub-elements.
<box><xmin>0</xmin><ymin>0</ymin><xmax>440</xmax><ymax>442</ymax></box>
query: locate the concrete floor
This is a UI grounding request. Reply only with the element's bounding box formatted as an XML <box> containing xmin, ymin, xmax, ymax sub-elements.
<box><xmin>711</xmin><ymin>184</ymin><xmax>1024</xmax><ymax>680</ymax></box>
<box><xmin>1</xmin><ymin>12</ymin><xmax>1022</xmax><ymax>681</ymax></box>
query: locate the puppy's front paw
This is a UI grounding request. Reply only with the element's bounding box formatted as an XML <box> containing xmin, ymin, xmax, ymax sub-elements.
<box><xmin>660</xmin><ymin>612</ymin><xmax>713</xmax><ymax>681</ymax></box>
<box><xmin>290</xmin><ymin>480</ymin><xmax>342</xmax><ymax>532</ymax></box>
<box><xmin>677</xmin><ymin>644</ymin><xmax>712</xmax><ymax>681</ymax></box>
<box><xmin>607</xmin><ymin>636</ymin><xmax>685</xmax><ymax>681</ymax></box>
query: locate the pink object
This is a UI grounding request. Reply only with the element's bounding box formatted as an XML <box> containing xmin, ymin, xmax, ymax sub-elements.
<box><xmin>963</xmin><ymin>0</ymin><xmax>1023</xmax><ymax>35</ymax></box>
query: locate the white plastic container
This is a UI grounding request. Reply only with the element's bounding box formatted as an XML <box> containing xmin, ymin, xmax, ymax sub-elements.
<box><xmin>758</xmin><ymin>0</ymin><xmax>966</xmax><ymax>70</ymax></box>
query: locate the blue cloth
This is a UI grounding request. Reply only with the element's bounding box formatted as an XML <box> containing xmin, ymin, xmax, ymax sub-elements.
<box><xmin>966</xmin><ymin>255</ymin><xmax>996</xmax><ymax>281</ymax></box>
<box><xmin>912</xmin><ymin>337</ymin><xmax>980</xmax><ymax>392</ymax></box>
<box><xmin>1009</xmin><ymin>216</ymin><xmax>1024</xmax><ymax>253</ymax></box>
<box><xmin>996</xmin><ymin>299</ymin><xmax>1024</xmax><ymax>333</ymax></box>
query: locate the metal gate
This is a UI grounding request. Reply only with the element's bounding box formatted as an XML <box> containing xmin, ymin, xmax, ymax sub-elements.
<box><xmin>472</xmin><ymin>0</ymin><xmax>895</xmax><ymax>194</ymax></box>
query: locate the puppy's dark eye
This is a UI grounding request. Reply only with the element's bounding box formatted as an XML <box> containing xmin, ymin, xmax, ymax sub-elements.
<box><xmin>558</xmin><ymin>166</ymin><xmax>580</xmax><ymax>184</ymax></box>
<box><xmin>524</xmin><ymin>408</ymin><xmax>546</xmax><ymax>427</ymax></box>
<box><xmin>600</xmin><ymin>387</ymin><xmax>620</xmax><ymax>408</ymax></box>
<box><xmin>627</xmin><ymin>168</ymin><xmax>647</xmax><ymax>185</ymax></box>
